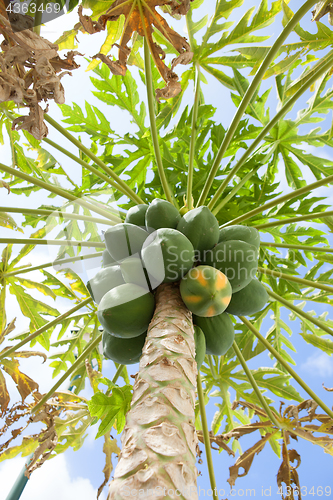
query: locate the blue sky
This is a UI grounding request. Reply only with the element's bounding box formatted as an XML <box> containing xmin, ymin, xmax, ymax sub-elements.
<box><xmin>1</xmin><ymin>0</ymin><xmax>333</xmax><ymax>498</ymax></box>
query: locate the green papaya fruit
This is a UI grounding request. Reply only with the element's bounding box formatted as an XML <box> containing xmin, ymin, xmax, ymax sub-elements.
<box><xmin>87</xmin><ymin>265</ymin><xmax>124</xmax><ymax>304</ymax></box>
<box><xmin>219</xmin><ymin>225</ymin><xmax>260</xmax><ymax>249</ymax></box>
<box><xmin>194</xmin><ymin>325</ymin><xmax>206</xmax><ymax>369</ymax></box>
<box><xmin>193</xmin><ymin>312</ymin><xmax>234</xmax><ymax>356</ymax></box>
<box><xmin>125</xmin><ymin>204</ymin><xmax>148</xmax><ymax>227</ymax></box>
<box><xmin>202</xmin><ymin>239</ymin><xmax>258</xmax><ymax>292</ymax></box>
<box><xmin>142</xmin><ymin>228</ymin><xmax>195</xmax><ymax>284</ymax></box>
<box><xmin>102</xmin><ymin>330</ymin><xmax>146</xmax><ymax>365</ymax></box>
<box><xmin>145</xmin><ymin>199</ymin><xmax>181</xmax><ymax>232</ymax></box>
<box><xmin>225</xmin><ymin>279</ymin><xmax>269</xmax><ymax>316</ymax></box>
<box><xmin>104</xmin><ymin>223</ymin><xmax>148</xmax><ymax>262</ymax></box>
<box><xmin>120</xmin><ymin>256</ymin><xmax>151</xmax><ymax>290</ymax></box>
<box><xmin>102</xmin><ymin>249</ymin><xmax>117</xmax><ymax>267</ymax></box>
<box><xmin>98</xmin><ymin>283</ymin><xmax>155</xmax><ymax>338</ymax></box>
<box><xmin>177</xmin><ymin>206</ymin><xmax>219</xmax><ymax>255</ymax></box>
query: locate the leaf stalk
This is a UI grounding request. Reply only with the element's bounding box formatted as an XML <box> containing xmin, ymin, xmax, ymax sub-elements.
<box><xmin>31</xmin><ymin>333</ymin><xmax>102</xmax><ymax>414</ymax></box>
<box><xmin>197</xmin><ymin>373</ymin><xmax>219</xmax><ymax>500</ymax></box>
<box><xmin>232</xmin><ymin>341</ymin><xmax>280</xmax><ymax>428</ymax></box>
<box><xmin>240</xmin><ymin>317</ymin><xmax>333</xmax><ymax>419</ymax></box>
<box><xmin>197</xmin><ymin>0</ymin><xmax>319</xmax><ymax>207</ymax></box>
<box><xmin>258</xmin><ymin>267</ymin><xmax>333</xmax><ymax>294</ymax></box>
<box><xmin>0</xmin><ymin>298</ymin><xmax>93</xmax><ymax>362</ymax></box>
<box><xmin>143</xmin><ymin>37</ymin><xmax>174</xmax><ymax>205</ymax></box>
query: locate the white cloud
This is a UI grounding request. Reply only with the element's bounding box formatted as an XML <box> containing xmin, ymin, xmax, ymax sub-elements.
<box><xmin>0</xmin><ymin>454</ymin><xmax>105</xmax><ymax>500</ymax></box>
<box><xmin>301</xmin><ymin>351</ymin><xmax>333</xmax><ymax>378</ymax></box>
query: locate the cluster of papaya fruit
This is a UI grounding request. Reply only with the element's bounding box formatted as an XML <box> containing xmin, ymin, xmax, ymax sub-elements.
<box><xmin>86</xmin><ymin>199</ymin><xmax>269</xmax><ymax>367</ymax></box>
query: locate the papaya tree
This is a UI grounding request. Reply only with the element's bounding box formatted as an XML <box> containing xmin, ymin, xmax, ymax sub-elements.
<box><xmin>0</xmin><ymin>0</ymin><xmax>333</xmax><ymax>499</ymax></box>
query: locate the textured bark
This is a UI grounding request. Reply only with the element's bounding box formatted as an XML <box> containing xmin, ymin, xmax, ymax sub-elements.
<box><xmin>108</xmin><ymin>283</ymin><xmax>199</xmax><ymax>500</ymax></box>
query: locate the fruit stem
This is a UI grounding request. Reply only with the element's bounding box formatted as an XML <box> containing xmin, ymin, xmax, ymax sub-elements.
<box><xmin>197</xmin><ymin>373</ymin><xmax>219</xmax><ymax>500</ymax></box>
<box><xmin>0</xmin><ymin>298</ymin><xmax>93</xmax><ymax>362</ymax></box>
<box><xmin>232</xmin><ymin>341</ymin><xmax>281</xmax><ymax>428</ymax></box>
<box><xmin>31</xmin><ymin>333</ymin><xmax>102</xmax><ymax>414</ymax></box>
<box><xmin>197</xmin><ymin>0</ymin><xmax>319</xmax><ymax>207</ymax></box>
<box><xmin>258</xmin><ymin>267</ymin><xmax>333</xmax><ymax>294</ymax></box>
<box><xmin>240</xmin><ymin>317</ymin><xmax>333</xmax><ymax>419</ymax></box>
<box><xmin>266</xmin><ymin>287</ymin><xmax>333</xmax><ymax>337</ymax></box>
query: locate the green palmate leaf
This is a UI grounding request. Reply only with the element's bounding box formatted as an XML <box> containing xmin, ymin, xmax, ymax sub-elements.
<box><xmin>199</xmin><ymin>0</ymin><xmax>283</xmax><ymax>60</ymax></box>
<box><xmin>282</xmin><ymin>2</ymin><xmax>333</xmax><ymax>52</ymax></box>
<box><xmin>300</xmin><ymin>332</ymin><xmax>333</xmax><ymax>354</ymax></box>
<box><xmin>8</xmin><ymin>282</ymin><xmax>59</xmax><ymax>343</ymax></box>
<box><xmin>91</xmin><ymin>65</ymin><xmax>147</xmax><ymax>133</ymax></box>
<box><xmin>230</xmin><ymin>69</ymin><xmax>271</xmax><ymax>124</ymax></box>
<box><xmin>88</xmin><ymin>386</ymin><xmax>132</xmax><ymax>438</ymax></box>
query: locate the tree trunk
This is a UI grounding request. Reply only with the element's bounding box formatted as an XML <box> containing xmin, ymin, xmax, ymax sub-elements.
<box><xmin>108</xmin><ymin>283</ymin><xmax>199</xmax><ymax>500</ymax></box>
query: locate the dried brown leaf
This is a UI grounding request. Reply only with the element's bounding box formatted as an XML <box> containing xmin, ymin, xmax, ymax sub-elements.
<box><xmin>0</xmin><ymin>13</ymin><xmax>79</xmax><ymax>137</ymax></box>
<box><xmin>0</xmin><ymin>370</ymin><xmax>9</xmax><ymax>414</ymax></box>
<box><xmin>312</xmin><ymin>2</ymin><xmax>333</xmax><ymax>22</ymax></box>
<box><xmin>0</xmin><ymin>180</ymin><xmax>10</xmax><ymax>194</ymax></box>
<box><xmin>221</xmin><ymin>420</ymin><xmax>275</xmax><ymax>441</ymax></box>
<box><xmin>228</xmin><ymin>432</ymin><xmax>277</xmax><ymax>487</ymax></box>
<box><xmin>231</xmin><ymin>400</ymin><xmax>270</xmax><ymax>419</ymax></box>
<box><xmin>0</xmin><ymin>318</ymin><xmax>16</xmax><ymax>345</ymax></box>
<box><xmin>25</xmin><ymin>409</ymin><xmax>59</xmax><ymax>477</ymax></box>
<box><xmin>97</xmin><ymin>434</ymin><xmax>120</xmax><ymax>499</ymax></box>
<box><xmin>323</xmin><ymin>384</ymin><xmax>333</xmax><ymax>392</ymax></box>
<box><xmin>196</xmin><ymin>430</ymin><xmax>235</xmax><ymax>457</ymax></box>
<box><xmin>79</xmin><ymin>0</ymin><xmax>192</xmax><ymax>99</ymax></box>
<box><xmin>277</xmin><ymin>441</ymin><xmax>301</xmax><ymax>500</ymax></box>
<box><xmin>283</xmin><ymin>400</ymin><xmax>318</xmax><ymax>422</ymax></box>
<box><xmin>12</xmin><ymin>104</ymin><xmax>49</xmax><ymax>140</ymax></box>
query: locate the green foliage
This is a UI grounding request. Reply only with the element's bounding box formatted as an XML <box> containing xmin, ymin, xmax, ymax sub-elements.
<box><xmin>1</xmin><ymin>0</ymin><xmax>333</xmax><ymax>484</ymax></box>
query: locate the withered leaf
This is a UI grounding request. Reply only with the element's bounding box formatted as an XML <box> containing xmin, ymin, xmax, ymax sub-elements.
<box><xmin>197</xmin><ymin>430</ymin><xmax>235</xmax><ymax>457</ymax></box>
<box><xmin>0</xmin><ymin>12</ymin><xmax>79</xmax><ymax>138</ymax></box>
<box><xmin>231</xmin><ymin>400</ymin><xmax>271</xmax><ymax>419</ymax></box>
<box><xmin>79</xmin><ymin>0</ymin><xmax>192</xmax><ymax>100</ymax></box>
<box><xmin>0</xmin><ymin>180</ymin><xmax>10</xmax><ymax>194</ymax></box>
<box><xmin>323</xmin><ymin>384</ymin><xmax>333</xmax><ymax>392</ymax></box>
<box><xmin>228</xmin><ymin>432</ymin><xmax>277</xmax><ymax>487</ymax></box>
<box><xmin>0</xmin><ymin>370</ymin><xmax>10</xmax><ymax>414</ymax></box>
<box><xmin>97</xmin><ymin>434</ymin><xmax>120</xmax><ymax>499</ymax></box>
<box><xmin>1</xmin><ymin>358</ymin><xmax>39</xmax><ymax>401</ymax></box>
<box><xmin>0</xmin><ymin>318</ymin><xmax>16</xmax><ymax>345</ymax></box>
<box><xmin>277</xmin><ymin>441</ymin><xmax>301</xmax><ymax>500</ymax></box>
<box><xmin>2</xmin><ymin>349</ymin><xmax>47</xmax><ymax>363</ymax></box>
<box><xmin>26</xmin><ymin>410</ymin><xmax>59</xmax><ymax>477</ymax></box>
<box><xmin>12</xmin><ymin>104</ymin><xmax>49</xmax><ymax>140</ymax></box>
<box><xmin>221</xmin><ymin>420</ymin><xmax>275</xmax><ymax>441</ymax></box>
<box><xmin>283</xmin><ymin>400</ymin><xmax>318</xmax><ymax>422</ymax></box>
<box><xmin>312</xmin><ymin>2</ymin><xmax>333</xmax><ymax>23</ymax></box>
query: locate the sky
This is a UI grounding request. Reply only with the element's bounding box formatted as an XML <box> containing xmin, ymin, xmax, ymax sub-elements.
<box><xmin>1</xmin><ymin>0</ymin><xmax>333</xmax><ymax>499</ymax></box>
